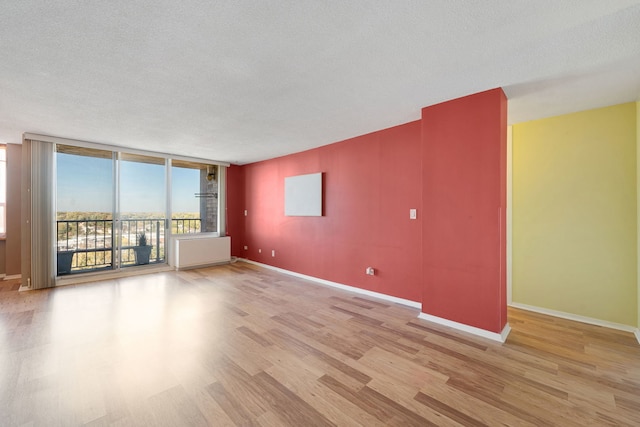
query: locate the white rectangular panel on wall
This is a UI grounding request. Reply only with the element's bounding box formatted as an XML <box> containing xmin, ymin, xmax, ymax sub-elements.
<box><xmin>285</xmin><ymin>172</ymin><xmax>323</xmax><ymax>216</ymax></box>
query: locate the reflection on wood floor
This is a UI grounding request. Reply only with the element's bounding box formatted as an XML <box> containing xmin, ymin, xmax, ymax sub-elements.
<box><xmin>1</xmin><ymin>262</ymin><xmax>639</xmax><ymax>426</ymax></box>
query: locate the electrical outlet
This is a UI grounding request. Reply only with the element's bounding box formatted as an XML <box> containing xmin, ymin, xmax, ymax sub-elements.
<box><xmin>366</xmin><ymin>267</ymin><xmax>375</xmax><ymax>276</ymax></box>
<box><xmin>244</xmin><ymin>245</ymin><xmax>248</xmax><ymax>250</ymax></box>
<box><xmin>258</xmin><ymin>249</ymin><xmax>261</xmax><ymax>253</ymax></box>
<box><xmin>272</xmin><ymin>250</ymin><xmax>275</xmax><ymax>257</ymax></box>
<box><xmin>244</xmin><ymin>209</ymin><xmax>248</xmax><ymax>216</ymax></box>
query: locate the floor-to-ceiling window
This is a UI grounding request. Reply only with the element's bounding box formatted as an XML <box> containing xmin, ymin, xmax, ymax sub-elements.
<box><xmin>55</xmin><ymin>143</ymin><xmax>224</xmax><ymax>277</ymax></box>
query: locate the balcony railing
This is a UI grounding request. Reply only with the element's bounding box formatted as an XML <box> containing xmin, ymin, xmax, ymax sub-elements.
<box><xmin>56</xmin><ymin>217</ymin><xmax>201</xmax><ymax>274</ymax></box>
<box><xmin>171</xmin><ymin>218</ymin><xmax>201</xmax><ymax>234</ymax></box>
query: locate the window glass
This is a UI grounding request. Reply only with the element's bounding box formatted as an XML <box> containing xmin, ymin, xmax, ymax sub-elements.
<box><xmin>119</xmin><ymin>153</ymin><xmax>166</xmax><ymax>267</ymax></box>
<box><xmin>171</xmin><ymin>160</ymin><xmax>218</xmax><ymax>234</ymax></box>
<box><xmin>56</xmin><ymin>145</ymin><xmax>114</xmax><ymax>273</ymax></box>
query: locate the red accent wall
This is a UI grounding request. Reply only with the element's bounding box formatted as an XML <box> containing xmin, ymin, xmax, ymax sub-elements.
<box><xmin>226</xmin><ymin>121</ymin><xmax>423</xmax><ymax>302</ymax></box>
<box><xmin>421</xmin><ymin>88</ymin><xmax>507</xmax><ymax>333</ymax></box>
<box><xmin>226</xmin><ymin>165</ymin><xmax>246</xmax><ymax>256</ymax></box>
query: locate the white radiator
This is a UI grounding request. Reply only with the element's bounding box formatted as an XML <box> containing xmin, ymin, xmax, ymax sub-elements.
<box><xmin>170</xmin><ymin>234</ymin><xmax>231</xmax><ymax>270</ymax></box>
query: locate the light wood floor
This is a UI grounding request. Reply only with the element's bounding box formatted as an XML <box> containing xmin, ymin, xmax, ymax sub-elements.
<box><xmin>1</xmin><ymin>262</ymin><xmax>639</xmax><ymax>426</ymax></box>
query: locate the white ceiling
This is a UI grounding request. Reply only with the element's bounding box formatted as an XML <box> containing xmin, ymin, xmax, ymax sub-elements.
<box><xmin>1</xmin><ymin>1</ymin><xmax>639</xmax><ymax>164</ymax></box>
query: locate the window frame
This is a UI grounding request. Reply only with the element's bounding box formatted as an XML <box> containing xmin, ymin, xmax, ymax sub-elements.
<box><xmin>0</xmin><ymin>144</ymin><xmax>6</xmax><ymax>238</ymax></box>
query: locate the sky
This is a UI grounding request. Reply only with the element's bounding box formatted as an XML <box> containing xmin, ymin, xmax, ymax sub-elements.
<box><xmin>57</xmin><ymin>153</ymin><xmax>201</xmax><ymax>213</ymax></box>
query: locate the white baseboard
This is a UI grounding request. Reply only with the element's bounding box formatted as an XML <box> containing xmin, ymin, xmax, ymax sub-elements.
<box><xmin>239</xmin><ymin>259</ymin><xmax>421</xmax><ymax>309</ymax></box>
<box><xmin>417</xmin><ymin>312</ymin><xmax>511</xmax><ymax>343</ymax></box>
<box><xmin>509</xmin><ymin>302</ymin><xmax>637</xmax><ymax>333</ymax></box>
<box><xmin>635</xmin><ymin>329</ymin><xmax>640</xmax><ymax>345</ymax></box>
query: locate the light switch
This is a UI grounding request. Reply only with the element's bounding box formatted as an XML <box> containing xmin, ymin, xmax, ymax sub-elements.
<box><xmin>410</xmin><ymin>209</ymin><xmax>417</xmax><ymax>219</ymax></box>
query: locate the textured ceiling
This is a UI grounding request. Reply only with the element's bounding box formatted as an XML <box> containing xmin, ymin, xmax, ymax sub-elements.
<box><xmin>1</xmin><ymin>1</ymin><xmax>639</xmax><ymax>164</ymax></box>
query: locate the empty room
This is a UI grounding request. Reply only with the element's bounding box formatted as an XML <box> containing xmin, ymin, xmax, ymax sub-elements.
<box><xmin>1</xmin><ymin>1</ymin><xmax>640</xmax><ymax>426</ymax></box>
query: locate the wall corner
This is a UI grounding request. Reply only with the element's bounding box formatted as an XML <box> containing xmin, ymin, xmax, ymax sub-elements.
<box><xmin>507</xmin><ymin>125</ymin><xmax>513</xmax><ymax>306</ymax></box>
<box><xmin>637</xmin><ymin>101</ymin><xmax>640</xmax><ymax>331</ymax></box>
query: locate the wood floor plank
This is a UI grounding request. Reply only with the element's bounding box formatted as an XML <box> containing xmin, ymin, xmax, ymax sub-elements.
<box><xmin>357</xmin><ymin>385</ymin><xmax>438</xmax><ymax>427</ymax></box>
<box><xmin>415</xmin><ymin>379</ymin><xmax>538</xmax><ymax>427</ymax></box>
<box><xmin>406</xmin><ymin>319</ymin><xmax>489</xmax><ymax>351</ymax></box>
<box><xmin>330</xmin><ymin>305</ymin><xmax>384</xmax><ymax>326</ymax></box>
<box><xmin>185</xmin><ymin>386</ymin><xmax>238</xmax><ymax>427</ymax></box>
<box><xmin>446</xmin><ymin>376</ymin><xmax>551</xmax><ymax>425</ymax></box>
<box><xmin>207</xmin><ymin>381</ymin><xmax>259</xmax><ymax>427</ymax></box>
<box><xmin>358</xmin><ymin>346</ymin><xmax>449</xmax><ymax>387</ymax></box>
<box><xmin>500</xmin><ymin>384</ymin><xmax>595</xmax><ymax>427</ymax></box>
<box><xmin>146</xmin><ymin>384</ymin><xmax>210</xmax><ymax>427</ymax></box>
<box><xmin>264</xmin><ymin>355</ymin><xmax>382</xmax><ymax>427</ymax></box>
<box><xmin>357</xmin><ymin>375</ymin><xmax>463</xmax><ymax>427</ymax></box>
<box><xmin>357</xmin><ymin>329</ymin><xmax>421</xmax><ymax>356</ymax></box>
<box><xmin>304</xmin><ymin>329</ymin><xmax>370</xmax><ymax>360</ymax></box>
<box><xmin>267</xmin><ymin>328</ymin><xmax>372</xmax><ymax>385</ymax></box>
<box><xmin>414</xmin><ymin>391</ymin><xmax>488</xmax><ymax>427</ymax></box>
<box><xmin>236</xmin><ymin>325</ymin><xmax>273</xmax><ymax>347</ymax></box>
<box><xmin>318</xmin><ymin>374</ymin><xmax>400</xmax><ymax>424</ymax></box>
<box><xmin>206</xmin><ymin>355</ymin><xmax>269</xmax><ymax>418</ymax></box>
<box><xmin>251</xmin><ymin>371</ymin><xmax>335</xmax><ymax>427</ymax></box>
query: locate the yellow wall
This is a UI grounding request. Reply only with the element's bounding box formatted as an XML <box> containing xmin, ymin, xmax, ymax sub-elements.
<box><xmin>513</xmin><ymin>103</ymin><xmax>637</xmax><ymax>327</ymax></box>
